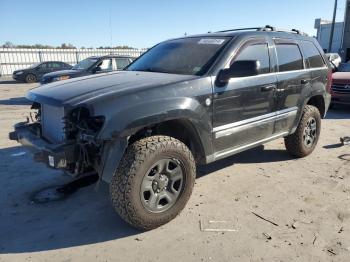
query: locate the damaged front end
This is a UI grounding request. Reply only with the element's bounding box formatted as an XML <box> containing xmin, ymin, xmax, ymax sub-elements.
<box><xmin>9</xmin><ymin>103</ymin><xmax>106</xmax><ymax>178</ymax></box>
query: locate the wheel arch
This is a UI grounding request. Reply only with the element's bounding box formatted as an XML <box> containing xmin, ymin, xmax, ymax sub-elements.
<box><xmin>128</xmin><ymin>118</ymin><xmax>208</xmax><ymax>164</ymax></box>
<box><xmin>306</xmin><ymin>95</ymin><xmax>326</xmax><ymax>118</ymax></box>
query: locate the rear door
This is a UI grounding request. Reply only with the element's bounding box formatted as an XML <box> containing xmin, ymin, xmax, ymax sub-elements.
<box><xmin>213</xmin><ymin>38</ymin><xmax>277</xmax><ymax>157</ymax></box>
<box><xmin>273</xmin><ymin>39</ymin><xmax>308</xmax><ymax>134</ymax></box>
<box><xmin>48</xmin><ymin>62</ymin><xmax>63</xmax><ymax>73</ymax></box>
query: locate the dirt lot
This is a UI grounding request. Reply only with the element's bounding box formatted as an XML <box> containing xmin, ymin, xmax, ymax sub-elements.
<box><xmin>0</xmin><ymin>80</ymin><xmax>349</xmax><ymax>262</ymax></box>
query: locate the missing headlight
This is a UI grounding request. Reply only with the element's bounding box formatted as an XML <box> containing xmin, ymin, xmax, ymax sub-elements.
<box><xmin>65</xmin><ymin>107</ymin><xmax>105</xmax><ymax>141</ymax></box>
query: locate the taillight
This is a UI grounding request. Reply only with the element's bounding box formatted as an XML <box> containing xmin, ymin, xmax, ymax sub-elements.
<box><xmin>326</xmin><ymin>71</ymin><xmax>332</xmax><ymax>93</ymax></box>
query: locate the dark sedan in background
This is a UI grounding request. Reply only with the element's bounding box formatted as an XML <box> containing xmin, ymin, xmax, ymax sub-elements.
<box><xmin>40</xmin><ymin>55</ymin><xmax>134</xmax><ymax>84</ymax></box>
<box><xmin>13</xmin><ymin>61</ymin><xmax>72</xmax><ymax>83</ymax></box>
<box><xmin>331</xmin><ymin>63</ymin><xmax>350</xmax><ymax>107</ymax></box>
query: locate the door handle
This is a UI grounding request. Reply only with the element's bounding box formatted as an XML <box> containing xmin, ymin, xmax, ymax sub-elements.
<box><xmin>301</xmin><ymin>79</ymin><xmax>310</xmax><ymax>84</ymax></box>
<box><xmin>261</xmin><ymin>85</ymin><xmax>276</xmax><ymax>92</ymax></box>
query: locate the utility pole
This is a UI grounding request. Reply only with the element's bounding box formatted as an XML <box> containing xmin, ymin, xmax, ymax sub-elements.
<box><xmin>328</xmin><ymin>0</ymin><xmax>338</xmax><ymax>52</ymax></box>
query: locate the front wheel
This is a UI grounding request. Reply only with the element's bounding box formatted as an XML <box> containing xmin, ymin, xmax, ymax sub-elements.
<box><xmin>110</xmin><ymin>136</ymin><xmax>196</xmax><ymax>230</ymax></box>
<box><xmin>25</xmin><ymin>73</ymin><xmax>37</xmax><ymax>83</ymax></box>
<box><xmin>284</xmin><ymin>105</ymin><xmax>321</xmax><ymax>158</ymax></box>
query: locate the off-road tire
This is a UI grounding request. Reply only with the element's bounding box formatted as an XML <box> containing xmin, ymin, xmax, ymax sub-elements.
<box><xmin>284</xmin><ymin>105</ymin><xmax>321</xmax><ymax>158</ymax></box>
<box><xmin>110</xmin><ymin>135</ymin><xmax>196</xmax><ymax>230</ymax></box>
<box><xmin>25</xmin><ymin>73</ymin><xmax>37</xmax><ymax>83</ymax></box>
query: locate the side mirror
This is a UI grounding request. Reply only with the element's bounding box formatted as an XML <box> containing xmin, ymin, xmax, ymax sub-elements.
<box><xmin>216</xmin><ymin>60</ymin><xmax>259</xmax><ymax>87</ymax></box>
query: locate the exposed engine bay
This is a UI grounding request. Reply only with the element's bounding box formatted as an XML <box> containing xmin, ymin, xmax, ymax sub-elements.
<box><xmin>13</xmin><ymin>103</ymin><xmax>105</xmax><ymax>177</ymax></box>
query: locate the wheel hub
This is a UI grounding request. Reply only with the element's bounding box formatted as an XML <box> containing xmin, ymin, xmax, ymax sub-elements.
<box><xmin>152</xmin><ymin>174</ymin><xmax>169</xmax><ymax>193</ymax></box>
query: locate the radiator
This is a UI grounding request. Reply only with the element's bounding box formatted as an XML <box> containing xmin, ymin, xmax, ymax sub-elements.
<box><xmin>41</xmin><ymin>104</ymin><xmax>66</xmax><ymax>143</ymax></box>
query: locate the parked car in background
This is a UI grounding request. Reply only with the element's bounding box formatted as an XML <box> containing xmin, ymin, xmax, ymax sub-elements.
<box><xmin>12</xmin><ymin>61</ymin><xmax>72</xmax><ymax>83</ymax></box>
<box><xmin>331</xmin><ymin>62</ymin><xmax>350</xmax><ymax>107</ymax></box>
<box><xmin>40</xmin><ymin>55</ymin><xmax>134</xmax><ymax>84</ymax></box>
<box><xmin>326</xmin><ymin>53</ymin><xmax>341</xmax><ymax>67</ymax></box>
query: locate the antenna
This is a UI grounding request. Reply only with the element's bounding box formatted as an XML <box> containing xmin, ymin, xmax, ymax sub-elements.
<box><xmin>109</xmin><ymin>5</ymin><xmax>113</xmax><ymax>48</ymax></box>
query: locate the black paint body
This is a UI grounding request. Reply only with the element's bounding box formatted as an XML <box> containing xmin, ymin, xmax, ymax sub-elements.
<box><xmin>10</xmin><ymin>30</ymin><xmax>332</xmax><ymax>183</ymax></box>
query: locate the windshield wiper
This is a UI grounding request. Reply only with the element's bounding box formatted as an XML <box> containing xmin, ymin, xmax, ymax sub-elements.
<box><xmin>136</xmin><ymin>68</ymin><xmax>173</xmax><ymax>74</ymax></box>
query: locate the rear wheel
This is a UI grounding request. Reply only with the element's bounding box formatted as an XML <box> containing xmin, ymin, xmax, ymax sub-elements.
<box><xmin>25</xmin><ymin>73</ymin><xmax>37</xmax><ymax>83</ymax></box>
<box><xmin>110</xmin><ymin>136</ymin><xmax>196</xmax><ymax>230</ymax></box>
<box><xmin>284</xmin><ymin>105</ymin><xmax>321</xmax><ymax>157</ymax></box>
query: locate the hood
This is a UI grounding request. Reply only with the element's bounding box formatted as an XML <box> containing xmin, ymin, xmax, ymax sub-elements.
<box><xmin>332</xmin><ymin>72</ymin><xmax>350</xmax><ymax>84</ymax></box>
<box><xmin>27</xmin><ymin>71</ymin><xmax>197</xmax><ymax>107</ymax></box>
<box><xmin>42</xmin><ymin>69</ymin><xmax>81</xmax><ymax>78</ymax></box>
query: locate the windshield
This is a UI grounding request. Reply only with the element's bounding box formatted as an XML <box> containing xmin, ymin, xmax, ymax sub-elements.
<box><xmin>72</xmin><ymin>58</ymin><xmax>98</xmax><ymax>70</ymax></box>
<box><xmin>28</xmin><ymin>63</ymin><xmax>40</xmax><ymax>69</ymax></box>
<box><xmin>337</xmin><ymin>63</ymin><xmax>350</xmax><ymax>72</ymax></box>
<box><xmin>127</xmin><ymin>37</ymin><xmax>231</xmax><ymax>75</ymax></box>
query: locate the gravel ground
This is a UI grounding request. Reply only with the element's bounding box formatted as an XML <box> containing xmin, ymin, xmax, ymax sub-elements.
<box><xmin>0</xmin><ymin>79</ymin><xmax>349</xmax><ymax>262</ymax></box>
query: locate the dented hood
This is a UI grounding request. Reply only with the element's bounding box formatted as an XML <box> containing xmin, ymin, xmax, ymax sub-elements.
<box><xmin>27</xmin><ymin>71</ymin><xmax>196</xmax><ymax>107</ymax></box>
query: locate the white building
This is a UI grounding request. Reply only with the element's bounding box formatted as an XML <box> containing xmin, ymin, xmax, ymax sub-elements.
<box><xmin>314</xmin><ymin>18</ymin><xmax>344</xmax><ymax>54</ymax></box>
<box><xmin>314</xmin><ymin>1</ymin><xmax>350</xmax><ymax>61</ymax></box>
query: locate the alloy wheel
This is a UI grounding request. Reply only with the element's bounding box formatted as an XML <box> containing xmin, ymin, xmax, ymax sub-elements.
<box><xmin>303</xmin><ymin>117</ymin><xmax>317</xmax><ymax>148</ymax></box>
<box><xmin>140</xmin><ymin>158</ymin><xmax>184</xmax><ymax>213</ymax></box>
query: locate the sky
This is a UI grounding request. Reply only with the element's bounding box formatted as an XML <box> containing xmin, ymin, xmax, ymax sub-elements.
<box><xmin>0</xmin><ymin>0</ymin><xmax>347</xmax><ymax>48</ymax></box>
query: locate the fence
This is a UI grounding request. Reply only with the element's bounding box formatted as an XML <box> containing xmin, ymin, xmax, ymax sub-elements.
<box><xmin>0</xmin><ymin>48</ymin><xmax>147</xmax><ymax>75</ymax></box>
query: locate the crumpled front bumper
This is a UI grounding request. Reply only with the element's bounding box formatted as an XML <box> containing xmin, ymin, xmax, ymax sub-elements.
<box><xmin>9</xmin><ymin>122</ymin><xmax>75</xmax><ymax>169</ymax></box>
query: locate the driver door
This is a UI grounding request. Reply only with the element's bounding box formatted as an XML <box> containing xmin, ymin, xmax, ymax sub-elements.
<box><xmin>212</xmin><ymin>38</ymin><xmax>278</xmax><ymax>157</ymax></box>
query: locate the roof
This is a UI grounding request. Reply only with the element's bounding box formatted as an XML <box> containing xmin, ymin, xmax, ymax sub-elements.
<box><xmin>88</xmin><ymin>55</ymin><xmax>134</xmax><ymax>59</ymax></box>
<box><xmin>173</xmin><ymin>25</ymin><xmax>312</xmax><ymax>41</ymax></box>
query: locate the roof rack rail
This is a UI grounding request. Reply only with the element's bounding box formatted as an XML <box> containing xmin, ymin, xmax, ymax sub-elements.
<box><xmin>216</xmin><ymin>27</ymin><xmax>264</xmax><ymax>33</ymax></box>
<box><xmin>259</xmin><ymin>25</ymin><xmax>276</xmax><ymax>31</ymax></box>
<box><xmin>215</xmin><ymin>25</ymin><xmax>308</xmax><ymax>36</ymax></box>
<box><xmin>261</xmin><ymin>25</ymin><xmax>308</xmax><ymax>36</ymax></box>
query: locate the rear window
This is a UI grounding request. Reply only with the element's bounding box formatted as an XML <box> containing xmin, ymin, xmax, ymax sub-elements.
<box><xmin>275</xmin><ymin>44</ymin><xmax>303</xmax><ymax>72</ymax></box>
<box><xmin>301</xmin><ymin>41</ymin><xmax>325</xmax><ymax>68</ymax></box>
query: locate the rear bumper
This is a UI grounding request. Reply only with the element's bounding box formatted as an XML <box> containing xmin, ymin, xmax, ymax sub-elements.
<box><xmin>9</xmin><ymin>122</ymin><xmax>75</xmax><ymax>169</ymax></box>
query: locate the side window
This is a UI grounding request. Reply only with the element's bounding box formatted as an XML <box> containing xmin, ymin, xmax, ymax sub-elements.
<box><xmin>232</xmin><ymin>43</ymin><xmax>270</xmax><ymax>74</ymax></box>
<box><xmin>48</xmin><ymin>62</ymin><xmax>62</xmax><ymax>69</ymax></box>
<box><xmin>38</xmin><ymin>63</ymin><xmax>47</xmax><ymax>69</ymax></box>
<box><xmin>301</xmin><ymin>41</ymin><xmax>325</xmax><ymax>68</ymax></box>
<box><xmin>275</xmin><ymin>44</ymin><xmax>303</xmax><ymax>72</ymax></box>
<box><xmin>116</xmin><ymin>58</ymin><xmax>131</xmax><ymax>70</ymax></box>
<box><xmin>98</xmin><ymin>59</ymin><xmax>113</xmax><ymax>71</ymax></box>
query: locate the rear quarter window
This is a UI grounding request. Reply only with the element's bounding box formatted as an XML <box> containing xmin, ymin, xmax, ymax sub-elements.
<box><xmin>301</xmin><ymin>41</ymin><xmax>325</xmax><ymax>68</ymax></box>
<box><xmin>275</xmin><ymin>43</ymin><xmax>304</xmax><ymax>72</ymax></box>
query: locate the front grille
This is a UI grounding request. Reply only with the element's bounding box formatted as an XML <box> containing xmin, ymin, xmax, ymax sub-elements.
<box><xmin>332</xmin><ymin>84</ymin><xmax>350</xmax><ymax>94</ymax></box>
<box><xmin>41</xmin><ymin>104</ymin><xmax>66</xmax><ymax>143</ymax></box>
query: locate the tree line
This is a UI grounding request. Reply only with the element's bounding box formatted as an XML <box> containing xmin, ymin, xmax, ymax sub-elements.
<box><xmin>1</xmin><ymin>41</ymin><xmax>135</xmax><ymax>49</ymax></box>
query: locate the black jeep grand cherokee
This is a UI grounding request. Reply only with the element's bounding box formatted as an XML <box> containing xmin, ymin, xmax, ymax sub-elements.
<box><xmin>10</xmin><ymin>25</ymin><xmax>332</xmax><ymax>230</ymax></box>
